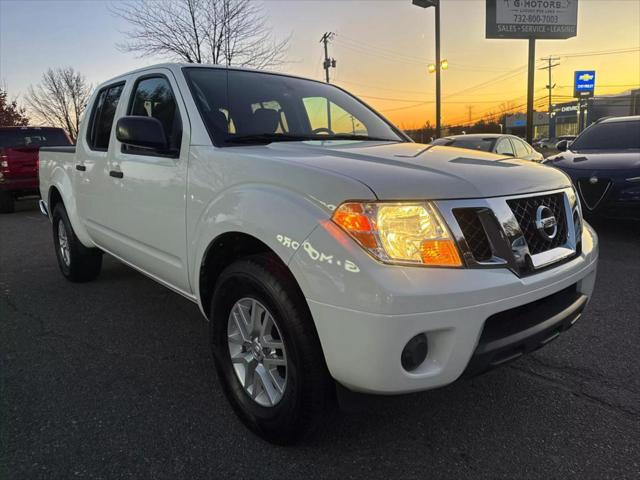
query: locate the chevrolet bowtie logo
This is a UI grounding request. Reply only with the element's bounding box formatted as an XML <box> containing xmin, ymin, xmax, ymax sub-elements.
<box><xmin>579</xmin><ymin>73</ymin><xmax>594</xmax><ymax>82</ymax></box>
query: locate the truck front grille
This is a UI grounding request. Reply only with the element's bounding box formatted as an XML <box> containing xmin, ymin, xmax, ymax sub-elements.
<box><xmin>438</xmin><ymin>188</ymin><xmax>581</xmax><ymax>277</ymax></box>
<box><xmin>453</xmin><ymin>208</ymin><xmax>492</xmax><ymax>262</ymax></box>
<box><xmin>506</xmin><ymin>193</ymin><xmax>568</xmax><ymax>255</ymax></box>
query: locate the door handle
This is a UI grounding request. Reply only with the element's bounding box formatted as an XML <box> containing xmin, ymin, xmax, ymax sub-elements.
<box><xmin>76</xmin><ymin>164</ymin><xmax>86</xmax><ymax>172</ymax></box>
<box><xmin>109</xmin><ymin>170</ymin><xmax>124</xmax><ymax>179</ymax></box>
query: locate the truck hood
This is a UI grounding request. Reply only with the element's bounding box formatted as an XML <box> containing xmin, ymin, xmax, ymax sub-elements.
<box><xmin>258</xmin><ymin>141</ymin><xmax>571</xmax><ymax>200</ymax></box>
<box><xmin>546</xmin><ymin>149</ymin><xmax>640</xmax><ymax>171</ymax></box>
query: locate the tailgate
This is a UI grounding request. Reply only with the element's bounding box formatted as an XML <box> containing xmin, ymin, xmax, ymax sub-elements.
<box><xmin>1</xmin><ymin>147</ymin><xmax>39</xmax><ymax>179</ymax></box>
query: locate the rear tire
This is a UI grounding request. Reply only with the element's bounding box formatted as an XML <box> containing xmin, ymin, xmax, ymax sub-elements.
<box><xmin>210</xmin><ymin>254</ymin><xmax>333</xmax><ymax>444</ymax></box>
<box><xmin>52</xmin><ymin>204</ymin><xmax>102</xmax><ymax>282</ymax></box>
<box><xmin>0</xmin><ymin>191</ymin><xmax>15</xmax><ymax>214</ymax></box>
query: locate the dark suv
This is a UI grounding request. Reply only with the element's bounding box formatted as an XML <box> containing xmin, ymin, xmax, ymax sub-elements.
<box><xmin>544</xmin><ymin>116</ymin><xmax>640</xmax><ymax>218</ymax></box>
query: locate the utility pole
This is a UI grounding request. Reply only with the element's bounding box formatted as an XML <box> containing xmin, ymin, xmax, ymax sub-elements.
<box><xmin>412</xmin><ymin>0</ymin><xmax>441</xmax><ymax>138</ymax></box>
<box><xmin>539</xmin><ymin>55</ymin><xmax>560</xmax><ymax>137</ymax></box>
<box><xmin>434</xmin><ymin>1</ymin><xmax>441</xmax><ymax>138</ymax></box>
<box><xmin>525</xmin><ymin>38</ymin><xmax>536</xmax><ymax>145</ymax></box>
<box><xmin>320</xmin><ymin>32</ymin><xmax>336</xmax><ymax>83</ymax></box>
<box><xmin>320</xmin><ymin>32</ymin><xmax>336</xmax><ymax>132</ymax></box>
<box><xmin>467</xmin><ymin>105</ymin><xmax>473</xmax><ymax>124</ymax></box>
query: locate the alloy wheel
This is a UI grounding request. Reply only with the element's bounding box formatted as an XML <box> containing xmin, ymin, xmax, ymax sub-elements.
<box><xmin>57</xmin><ymin>219</ymin><xmax>71</xmax><ymax>266</ymax></box>
<box><xmin>227</xmin><ymin>297</ymin><xmax>288</xmax><ymax>407</ymax></box>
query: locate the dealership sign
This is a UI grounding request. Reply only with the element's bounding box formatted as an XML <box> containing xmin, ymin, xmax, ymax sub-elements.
<box><xmin>574</xmin><ymin>70</ymin><xmax>596</xmax><ymax>97</ymax></box>
<box><xmin>486</xmin><ymin>0</ymin><xmax>579</xmax><ymax>39</ymax></box>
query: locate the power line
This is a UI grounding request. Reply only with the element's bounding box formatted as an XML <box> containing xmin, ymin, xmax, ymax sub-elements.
<box><xmin>559</xmin><ymin>47</ymin><xmax>640</xmax><ymax>58</ymax></box>
<box><xmin>334</xmin><ymin>40</ymin><xmax>433</xmax><ymax>67</ymax></box>
<box><xmin>337</xmin><ymin>78</ymin><xmax>530</xmax><ymax>99</ymax></box>
<box><xmin>381</xmin><ymin>101</ymin><xmax>432</xmax><ymax>113</ymax></box>
<box><xmin>335</xmin><ymin>33</ymin><xmax>433</xmax><ymax>64</ymax></box>
<box><xmin>443</xmin><ymin>64</ymin><xmax>529</xmax><ymax>99</ymax></box>
<box><xmin>358</xmin><ymin>93</ymin><xmax>549</xmax><ymax>105</ymax></box>
<box><xmin>336</xmin><ymin>79</ymin><xmax>431</xmax><ymax>96</ymax></box>
<box><xmin>446</xmin><ymin>90</ymin><xmax>548</xmax><ymax>125</ymax></box>
<box><xmin>556</xmin><ymin>84</ymin><xmax>640</xmax><ymax>88</ymax></box>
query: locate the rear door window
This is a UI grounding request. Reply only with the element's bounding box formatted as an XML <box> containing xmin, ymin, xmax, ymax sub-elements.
<box><xmin>512</xmin><ymin>138</ymin><xmax>530</xmax><ymax>157</ymax></box>
<box><xmin>88</xmin><ymin>83</ymin><xmax>124</xmax><ymax>150</ymax></box>
<box><xmin>449</xmin><ymin>138</ymin><xmax>496</xmax><ymax>152</ymax></box>
<box><xmin>0</xmin><ymin>129</ymin><xmax>70</xmax><ymax>148</ymax></box>
<box><xmin>496</xmin><ymin>138</ymin><xmax>515</xmax><ymax>156</ymax></box>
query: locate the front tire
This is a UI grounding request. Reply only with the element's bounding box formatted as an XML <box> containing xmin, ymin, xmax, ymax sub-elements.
<box><xmin>52</xmin><ymin>204</ymin><xmax>102</xmax><ymax>282</ymax></box>
<box><xmin>0</xmin><ymin>191</ymin><xmax>15</xmax><ymax>213</ymax></box>
<box><xmin>210</xmin><ymin>254</ymin><xmax>332</xmax><ymax>444</ymax></box>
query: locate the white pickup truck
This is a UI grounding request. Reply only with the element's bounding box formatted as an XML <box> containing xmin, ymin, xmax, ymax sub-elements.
<box><xmin>39</xmin><ymin>63</ymin><xmax>598</xmax><ymax>444</ymax></box>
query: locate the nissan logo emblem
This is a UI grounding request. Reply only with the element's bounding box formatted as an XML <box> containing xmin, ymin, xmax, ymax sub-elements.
<box><xmin>535</xmin><ymin>205</ymin><xmax>558</xmax><ymax>241</ymax></box>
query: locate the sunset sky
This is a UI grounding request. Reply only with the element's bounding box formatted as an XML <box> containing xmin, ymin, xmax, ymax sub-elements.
<box><xmin>1</xmin><ymin>0</ymin><xmax>639</xmax><ymax>129</ymax></box>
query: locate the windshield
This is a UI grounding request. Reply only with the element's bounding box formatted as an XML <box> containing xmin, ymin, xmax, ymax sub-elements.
<box><xmin>184</xmin><ymin>68</ymin><xmax>406</xmax><ymax>146</ymax></box>
<box><xmin>432</xmin><ymin>137</ymin><xmax>496</xmax><ymax>152</ymax></box>
<box><xmin>570</xmin><ymin>120</ymin><xmax>640</xmax><ymax>151</ymax></box>
<box><xmin>0</xmin><ymin>128</ymin><xmax>71</xmax><ymax>148</ymax></box>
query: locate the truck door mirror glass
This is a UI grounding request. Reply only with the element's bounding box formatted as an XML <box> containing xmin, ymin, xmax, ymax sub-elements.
<box><xmin>116</xmin><ymin>116</ymin><xmax>169</xmax><ymax>152</ymax></box>
<box><xmin>556</xmin><ymin>140</ymin><xmax>568</xmax><ymax>152</ymax></box>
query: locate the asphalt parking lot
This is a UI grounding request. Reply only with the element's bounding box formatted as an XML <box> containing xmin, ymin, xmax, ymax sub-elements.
<box><xmin>1</xmin><ymin>199</ymin><xmax>639</xmax><ymax>479</ymax></box>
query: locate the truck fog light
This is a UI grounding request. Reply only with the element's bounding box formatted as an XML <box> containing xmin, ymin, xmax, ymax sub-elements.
<box><xmin>401</xmin><ymin>333</ymin><xmax>428</xmax><ymax>372</ymax></box>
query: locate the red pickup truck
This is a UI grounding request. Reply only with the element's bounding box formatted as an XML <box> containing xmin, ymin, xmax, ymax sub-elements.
<box><xmin>0</xmin><ymin>126</ymin><xmax>72</xmax><ymax>213</ymax></box>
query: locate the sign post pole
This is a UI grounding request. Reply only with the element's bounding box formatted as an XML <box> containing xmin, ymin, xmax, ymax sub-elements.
<box><xmin>486</xmin><ymin>0</ymin><xmax>578</xmax><ymax>142</ymax></box>
<box><xmin>526</xmin><ymin>38</ymin><xmax>536</xmax><ymax>145</ymax></box>
<box><xmin>573</xmin><ymin>70</ymin><xmax>595</xmax><ymax>133</ymax></box>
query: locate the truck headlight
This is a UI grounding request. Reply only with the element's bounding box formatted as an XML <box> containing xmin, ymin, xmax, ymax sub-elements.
<box><xmin>332</xmin><ymin>201</ymin><xmax>462</xmax><ymax>267</ymax></box>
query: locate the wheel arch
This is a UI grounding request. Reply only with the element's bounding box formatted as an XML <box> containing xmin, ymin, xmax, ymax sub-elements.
<box><xmin>198</xmin><ymin>231</ymin><xmax>310</xmax><ymax>320</ymax></box>
<box><xmin>48</xmin><ymin>185</ymin><xmax>64</xmax><ymax>215</ymax></box>
<box><xmin>47</xmin><ymin>171</ymin><xmax>94</xmax><ymax>247</ymax></box>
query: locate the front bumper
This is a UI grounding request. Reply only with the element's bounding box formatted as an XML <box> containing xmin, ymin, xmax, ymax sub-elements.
<box><xmin>289</xmin><ymin>220</ymin><xmax>598</xmax><ymax>394</ymax></box>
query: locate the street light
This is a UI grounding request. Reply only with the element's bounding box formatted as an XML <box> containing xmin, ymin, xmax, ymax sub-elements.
<box><xmin>428</xmin><ymin>59</ymin><xmax>448</xmax><ymax>74</ymax></box>
<box><xmin>412</xmin><ymin>0</ymin><xmax>441</xmax><ymax>138</ymax></box>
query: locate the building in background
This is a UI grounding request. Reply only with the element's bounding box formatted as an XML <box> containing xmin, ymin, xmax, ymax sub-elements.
<box><xmin>549</xmin><ymin>89</ymin><xmax>640</xmax><ymax>137</ymax></box>
<box><xmin>504</xmin><ymin>112</ymin><xmax>549</xmax><ymax>139</ymax></box>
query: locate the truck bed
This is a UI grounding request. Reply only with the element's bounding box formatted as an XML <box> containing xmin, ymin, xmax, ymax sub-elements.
<box><xmin>38</xmin><ymin>146</ymin><xmax>77</xmax><ymax>205</ymax></box>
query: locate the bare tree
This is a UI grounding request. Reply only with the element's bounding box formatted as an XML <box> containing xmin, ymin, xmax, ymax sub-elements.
<box><xmin>111</xmin><ymin>0</ymin><xmax>289</xmax><ymax>69</ymax></box>
<box><xmin>25</xmin><ymin>67</ymin><xmax>91</xmax><ymax>142</ymax></box>
<box><xmin>0</xmin><ymin>88</ymin><xmax>29</xmax><ymax>126</ymax></box>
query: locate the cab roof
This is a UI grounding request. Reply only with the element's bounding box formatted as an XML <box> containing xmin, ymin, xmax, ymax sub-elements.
<box><xmin>96</xmin><ymin>62</ymin><xmax>321</xmax><ymax>91</ymax></box>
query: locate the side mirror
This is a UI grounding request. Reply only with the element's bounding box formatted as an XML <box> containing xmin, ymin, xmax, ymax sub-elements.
<box><xmin>556</xmin><ymin>139</ymin><xmax>568</xmax><ymax>152</ymax></box>
<box><xmin>116</xmin><ymin>116</ymin><xmax>168</xmax><ymax>152</ymax></box>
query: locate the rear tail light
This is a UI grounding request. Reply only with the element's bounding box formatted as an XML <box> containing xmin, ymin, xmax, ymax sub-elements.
<box><xmin>0</xmin><ymin>155</ymin><xmax>8</xmax><ymax>170</ymax></box>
